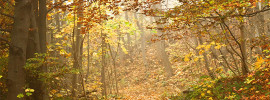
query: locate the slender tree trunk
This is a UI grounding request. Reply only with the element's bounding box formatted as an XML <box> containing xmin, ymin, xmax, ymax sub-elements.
<box><xmin>108</xmin><ymin>44</ymin><xmax>119</xmax><ymax>96</ymax></box>
<box><xmin>72</xmin><ymin>1</ymin><xmax>84</xmax><ymax>98</ymax></box>
<box><xmin>197</xmin><ymin>35</ymin><xmax>215</xmax><ymax>79</ymax></box>
<box><xmin>124</xmin><ymin>11</ymin><xmax>133</xmax><ymax>63</ymax></box>
<box><xmin>38</xmin><ymin>0</ymin><xmax>48</xmax><ymax>99</ymax></box>
<box><xmin>153</xmin><ymin>17</ymin><xmax>174</xmax><ymax>77</ymax></box>
<box><xmin>101</xmin><ymin>29</ymin><xmax>107</xmax><ymax>98</ymax></box>
<box><xmin>240</xmin><ymin>21</ymin><xmax>249</xmax><ymax>75</ymax></box>
<box><xmin>7</xmin><ymin>0</ymin><xmax>31</xmax><ymax>99</ymax></box>
<box><xmin>134</xmin><ymin>13</ymin><xmax>147</xmax><ymax>67</ymax></box>
<box><xmin>86</xmin><ymin>34</ymin><xmax>90</xmax><ymax>82</ymax></box>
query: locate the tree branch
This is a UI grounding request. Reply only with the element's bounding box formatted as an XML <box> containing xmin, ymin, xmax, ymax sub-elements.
<box><xmin>200</xmin><ymin>6</ymin><xmax>270</xmax><ymax>19</ymax></box>
<box><xmin>0</xmin><ymin>12</ymin><xmax>14</xmax><ymax>19</ymax></box>
<box><xmin>47</xmin><ymin>0</ymin><xmax>67</xmax><ymax>14</ymax></box>
<box><xmin>0</xmin><ymin>37</ymin><xmax>9</xmax><ymax>43</ymax></box>
<box><xmin>219</xmin><ymin>23</ymin><xmax>242</xmax><ymax>59</ymax></box>
<box><xmin>0</xmin><ymin>28</ymin><xmax>11</xmax><ymax>32</ymax></box>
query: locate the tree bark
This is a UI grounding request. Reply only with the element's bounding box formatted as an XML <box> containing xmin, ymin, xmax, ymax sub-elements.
<box><xmin>7</xmin><ymin>0</ymin><xmax>31</xmax><ymax>99</ymax></box>
<box><xmin>38</xmin><ymin>0</ymin><xmax>49</xmax><ymax>99</ymax></box>
<box><xmin>26</xmin><ymin>1</ymin><xmax>43</xmax><ymax>99</ymax></box>
<box><xmin>101</xmin><ymin>29</ymin><xmax>107</xmax><ymax>98</ymax></box>
<box><xmin>240</xmin><ymin>21</ymin><xmax>249</xmax><ymax>75</ymax></box>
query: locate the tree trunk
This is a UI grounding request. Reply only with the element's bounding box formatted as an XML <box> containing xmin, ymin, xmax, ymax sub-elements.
<box><xmin>26</xmin><ymin>1</ymin><xmax>43</xmax><ymax>99</ymax></box>
<box><xmin>197</xmin><ymin>35</ymin><xmax>215</xmax><ymax>79</ymax></box>
<box><xmin>124</xmin><ymin>11</ymin><xmax>133</xmax><ymax>63</ymax></box>
<box><xmin>72</xmin><ymin>1</ymin><xmax>84</xmax><ymax>98</ymax></box>
<box><xmin>152</xmin><ymin>17</ymin><xmax>174</xmax><ymax>77</ymax></box>
<box><xmin>134</xmin><ymin>12</ymin><xmax>147</xmax><ymax>67</ymax></box>
<box><xmin>7</xmin><ymin>0</ymin><xmax>31</xmax><ymax>99</ymax></box>
<box><xmin>38</xmin><ymin>0</ymin><xmax>48</xmax><ymax>99</ymax></box>
<box><xmin>240</xmin><ymin>21</ymin><xmax>249</xmax><ymax>75</ymax></box>
<box><xmin>101</xmin><ymin>29</ymin><xmax>107</xmax><ymax>98</ymax></box>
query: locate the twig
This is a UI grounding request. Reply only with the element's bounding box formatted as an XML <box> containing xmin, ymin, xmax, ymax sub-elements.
<box><xmin>219</xmin><ymin>23</ymin><xmax>242</xmax><ymax>59</ymax></box>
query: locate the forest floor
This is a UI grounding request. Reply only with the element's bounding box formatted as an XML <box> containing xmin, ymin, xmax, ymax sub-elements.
<box><xmin>115</xmin><ymin>59</ymin><xmax>188</xmax><ymax>100</ymax></box>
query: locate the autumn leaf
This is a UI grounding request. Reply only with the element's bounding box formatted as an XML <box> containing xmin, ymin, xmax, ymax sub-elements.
<box><xmin>254</xmin><ymin>57</ymin><xmax>265</xmax><ymax>69</ymax></box>
<box><xmin>214</xmin><ymin>45</ymin><xmax>222</xmax><ymax>49</ymax></box>
<box><xmin>184</xmin><ymin>55</ymin><xmax>190</xmax><ymax>62</ymax></box>
<box><xmin>201</xmin><ymin>93</ymin><xmax>205</xmax><ymax>97</ymax></box>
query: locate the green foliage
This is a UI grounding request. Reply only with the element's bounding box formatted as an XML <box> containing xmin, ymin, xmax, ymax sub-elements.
<box><xmin>17</xmin><ymin>93</ymin><xmax>24</xmax><ymax>98</ymax></box>
<box><xmin>185</xmin><ymin>67</ymin><xmax>270</xmax><ymax>99</ymax></box>
<box><xmin>24</xmin><ymin>53</ymin><xmax>80</xmax><ymax>98</ymax></box>
<box><xmin>16</xmin><ymin>88</ymin><xmax>35</xmax><ymax>98</ymax></box>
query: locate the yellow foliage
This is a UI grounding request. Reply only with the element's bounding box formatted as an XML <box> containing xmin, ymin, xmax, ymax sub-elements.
<box><xmin>214</xmin><ymin>45</ymin><xmax>222</xmax><ymax>49</ymax></box>
<box><xmin>254</xmin><ymin>57</ymin><xmax>265</xmax><ymax>70</ymax></box>
<box><xmin>184</xmin><ymin>53</ymin><xmax>193</xmax><ymax>62</ymax></box>
<box><xmin>194</xmin><ymin>57</ymin><xmax>199</xmax><ymax>62</ymax></box>
<box><xmin>199</xmin><ymin>50</ymin><xmax>204</xmax><ymax>55</ymax></box>
<box><xmin>184</xmin><ymin>55</ymin><xmax>190</xmax><ymax>62</ymax></box>
<box><xmin>25</xmin><ymin>88</ymin><xmax>34</xmax><ymax>92</ymax></box>
<box><xmin>207</xmin><ymin>90</ymin><xmax>211</xmax><ymax>94</ymax></box>
<box><xmin>50</xmin><ymin>89</ymin><xmax>57</xmax><ymax>95</ymax></box>
<box><xmin>121</xmin><ymin>45</ymin><xmax>128</xmax><ymax>54</ymax></box>
<box><xmin>56</xmin><ymin>93</ymin><xmax>63</xmax><ymax>97</ymax></box>
<box><xmin>196</xmin><ymin>45</ymin><xmax>205</xmax><ymax>49</ymax></box>
<box><xmin>205</xmin><ymin>44</ymin><xmax>211</xmax><ymax>51</ymax></box>
<box><xmin>250</xmin><ymin>86</ymin><xmax>256</xmax><ymax>91</ymax></box>
<box><xmin>201</xmin><ymin>93</ymin><xmax>205</xmax><ymax>97</ymax></box>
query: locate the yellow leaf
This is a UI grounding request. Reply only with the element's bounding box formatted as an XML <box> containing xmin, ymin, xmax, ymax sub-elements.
<box><xmin>29</xmin><ymin>89</ymin><xmax>34</xmax><ymax>92</ymax></box>
<box><xmin>199</xmin><ymin>50</ymin><xmax>204</xmax><ymax>55</ymax></box>
<box><xmin>50</xmin><ymin>89</ymin><xmax>57</xmax><ymax>94</ymax></box>
<box><xmin>201</xmin><ymin>93</ymin><xmax>205</xmax><ymax>97</ymax></box>
<box><xmin>56</xmin><ymin>93</ymin><xmax>63</xmax><ymax>97</ymax></box>
<box><xmin>121</xmin><ymin>45</ymin><xmax>128</xmax><ymax>54</ymax></box>
<box><xmin>207</xmin><ymin>90</ymin><xmax>211</xmax><ymax>94</ymax></box>
<box><xmin>210</xmin><ymin>41</ymin><xmax>215</xmax><ymax>45</ymax></box>
<box><xmin>214</xmin><ymin>45</ymin><xmax>222</xmax><ymax>49</ymax></box>
<box><xmin>184</xmin><ymin>56</ymin><xmax>190</xmax><ymax>62</ymax></box>
<box><xmin>25</xmin><ymin>89</ymin><xmax>29</xmax><ymax>92</ymax></box>
<box><xmin>250</xmin><ymin>86</ymin><xmax>255</xmax><ymax>91</ymax></box>
<box><xmin>210</xmin><ymin>67</ymin><xmax>213</xmax><ymax>70</ymax></box>
<box><xmin>254</xmin><ymin>57</ymin><xmax>265</xmax><ymax>69</ymax></box>
<box><xmin>194</xmin><ymin>57</ymin><xmax>199</xmax><ymax>62</ymax></box>
<box><xmin>205</xmin><ymin>44</ymin><xmax>211</xmax><ymax>51</ymax></box>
